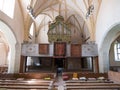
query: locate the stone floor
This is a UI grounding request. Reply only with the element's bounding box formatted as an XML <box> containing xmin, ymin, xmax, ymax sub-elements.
<box><xmin>53</xmin><ymin>69</ymin><xmax>65</xmax><ymax>90</ymax></box>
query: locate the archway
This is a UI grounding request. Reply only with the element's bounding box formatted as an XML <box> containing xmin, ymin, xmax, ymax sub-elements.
<box><xmin>0</xmin><ymin>20</ymin><xmax>17</xmax><ymax>73</ymax></box>
<box><xmin>0</xmin><ymin>31</ymin><xmax>9</xmax><ymax>73</ymax></box>
<box><xmin>99</xmin><ymin>24</ymin><xmax>120</xmax><ymax>72</ymax></box>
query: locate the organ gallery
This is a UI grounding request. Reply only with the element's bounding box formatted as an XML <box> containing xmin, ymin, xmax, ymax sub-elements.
<box><xmin>21</xmin><ymin>15</ymin><xmax>99</xmax><ymax>73</ymax></box>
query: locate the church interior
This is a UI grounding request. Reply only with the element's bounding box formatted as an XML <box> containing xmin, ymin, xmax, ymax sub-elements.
<box><xmin>0</xmin><ymin>0</ymin><xmax>120</xmax><ymax>89</ymax></box>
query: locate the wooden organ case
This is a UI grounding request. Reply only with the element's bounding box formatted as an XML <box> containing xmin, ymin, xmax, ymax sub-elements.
<box><xmin>48</xmin><ymin>15</ymin><xmax>71</xmax><ymax>43</ymax></box>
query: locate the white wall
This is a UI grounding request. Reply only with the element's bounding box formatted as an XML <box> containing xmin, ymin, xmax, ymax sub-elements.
<box><xmin>0</xmin><ymin>43</ymin><xmax>8</xmax><ymax>65</ymax></box>
<box><xmin>96</xmin><ymin>0</ymin><xmax>120</xmax><ymax>49</ymax></box>
<box><xmin>96</xmin><ymin>0</ymin><xmax>120</xmax><ymax>72</ymax></box>
<box><xmin>0</xmin><ymin>1</ymin><xmax>24</xmax><ymax>43</ymax></box>
<box><xmin>0</xmin><ymin>0</ymin><xmax>24</xmax><ymax>73</ymax></box>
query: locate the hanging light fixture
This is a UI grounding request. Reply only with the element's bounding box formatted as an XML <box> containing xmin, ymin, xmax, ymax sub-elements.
<box><xmin>27</xmin><ymin>4</ymin><xmax>35</xmax><ymax>20</ymax></box>
<box><xmin>86</xmin><ymin>0</ymin><xmax>94</xmax><ymax>19</ymax></box>
<box><xmin>86</xmin><ymin>4</ymin><xmax>94</xmax><ymax>19</ymax></box>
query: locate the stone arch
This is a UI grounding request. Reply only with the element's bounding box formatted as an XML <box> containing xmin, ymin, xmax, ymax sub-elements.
<box><xmin>99</xmin><ymin>23</ymin><xmax>120</xmax><ymax>72</ymax></box>
<box><xmin>0</xmin><ymin>20</ymin><xmax>17</xmax><ymax>73</ymax></box>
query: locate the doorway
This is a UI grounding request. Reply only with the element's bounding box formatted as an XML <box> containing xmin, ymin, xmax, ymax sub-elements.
<box><xmin>54</xmin><ymin>58</ymin><xmax>64</xmax><ymax>76</ymax></box>
<box><xmin>55</xmin><ymin>58</ymin><xmax>64</xmax><ymax>68</ymax></box>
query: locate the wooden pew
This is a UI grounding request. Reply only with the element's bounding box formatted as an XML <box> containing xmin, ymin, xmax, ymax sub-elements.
<box><xmin>65</xmin><ymin>79</ymin><xmax>113</xmax><ymax>83</ymax></box>
<box><xmin>0</xmin><ymin>79</ymin><xmax>53</xmax><ymax>90</ymax></box>
<box><xmin>0</xmin><ymin>72</ymin><xmax>55</xmax><ymax>80</ymax></box>
<box><xmin>63</xmin><ymin>72</ymin><xmax>120</xmax><ymax>90</ymax></box>
<box><xmin>65</xmin><ymin>85</ymin><xmax>120</xmax><ymax>90</ymax></box>
<box><xmin>0</xmin><ymin>73</ymin><xmax>56</xmax><ymax>90</ymax></box>
<box><xmin>62</xmin><ymin>72</ymin><xmax>108</xmax><ymax>80</ymax></box>
<box><xmin>65</xmin><ymin>81</ymin><xmax>120</xmax><ymax>90</ymax></box>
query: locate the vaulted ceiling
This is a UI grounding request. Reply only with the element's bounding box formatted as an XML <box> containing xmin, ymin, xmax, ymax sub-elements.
<box><xmin>18</xmin><ymin>0</ymin><xmax>102</xmax><ymax>41</ymax></box>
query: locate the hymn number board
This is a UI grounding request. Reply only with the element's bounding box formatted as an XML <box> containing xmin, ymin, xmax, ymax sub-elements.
<box><xmin>82</xmin><ymin>44</ymin><xmax>98</xmax><ymax>56</ymax></box>
<box><xmin>21</xmin><ymin>44</ymin><xmax>38</xmax><ymax>56</ymax></box>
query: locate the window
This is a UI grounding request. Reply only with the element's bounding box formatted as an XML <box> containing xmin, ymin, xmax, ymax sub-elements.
<box><xmin>0</xmin><ymin>0</ymin><xmax>15</xmax><ymax>18</ymax></box>
<box><xmin>29</xmin><ymin>23</ymin><xmax>34</xmax><ymax>36</ymax></box>
<box><xmin>114</xmin><ymin>41</ymin><xmax>120</xmax><ymax>61</ymax></box>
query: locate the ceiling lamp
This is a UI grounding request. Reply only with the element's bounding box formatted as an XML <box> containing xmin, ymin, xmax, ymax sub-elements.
<box><xmin>27</xmin><ymin>5</ymin><xmax>35</xmax><ymax>20</ymax></box>
<box><xmin>86</xmin><ymin>4</ymin><xmax>94</xmax><ymax>19</ymax></box>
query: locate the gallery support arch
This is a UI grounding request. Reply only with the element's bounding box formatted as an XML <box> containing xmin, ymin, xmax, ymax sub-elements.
<box><xmin>0</xmin><ymin>20</ymin><xmax>17</xmax><ymax>73</ymax></box>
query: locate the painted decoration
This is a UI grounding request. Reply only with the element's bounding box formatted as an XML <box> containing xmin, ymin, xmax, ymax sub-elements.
<box><xmin>82</xmin><ymin>44</ymin><xmax>98</xmax><ymax>56</ymax></box>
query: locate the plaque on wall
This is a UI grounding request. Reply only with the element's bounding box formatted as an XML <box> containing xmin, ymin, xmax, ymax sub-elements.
<box><xmin>21</xmin><ymin>44</ymin><xmax>38</xmax><ymax>56</ymax></box>
<box><xmin>71</xmin><ymin>44</ymin><xmax>81</xmax><ymax>57</ymax></box>
<box><xmin>54</xmin><ymin>42</ymin><xmax>66</xmax><ymax>56</ymax></box>
<box><xmin>82</xmin><ymin>44</ymin><xmax>98</xmax><ymax>57</ymax></box>
<box><xmin>39</xmin><ymin>44</ymin><xmax>49</xmax><ymax>54</ymax></box>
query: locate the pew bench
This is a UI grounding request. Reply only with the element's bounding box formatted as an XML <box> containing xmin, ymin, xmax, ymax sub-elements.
<box><xmin>0</xmin><ymin>79</ymin><xmax>54</xmax><ymax>90</ymax></box>
<box><xmin>63</xmin><ymin>71</ymin><xmax>120</xmax><ymax>90</ymax></box>
<box><xmin>0</xmin><ymin>72</ymin><xmax>56</xmax><ymax>90</ymax></box>
<box><xmin>64</xmin><ymin>77</ymin><xmax>120</xmax><ymax>90</ymax></box>
<box><xmin>65</xmin><ymin>85</ymin><xmax>120</xmax><ymax>90</ymax></box>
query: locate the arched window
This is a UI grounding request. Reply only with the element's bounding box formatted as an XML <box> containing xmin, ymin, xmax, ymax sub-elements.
<box><xmin>36</xmin><ymin>14</ymin><xmax>52</xmax><ymax>43</ymax></box>
<box><xmin>0</xmin><ymin>0</ymin><xmax>15</xmax><ymax>18</ymax></box>
<box><xmin>29</xmin><ymin>23</ymin><xmax>34</xmax><ymax>36</ymax></box>
<box><xmin>114</xmin><ymin>41</ymin><xmax>120</xmax><ymax>61</ymax></box>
